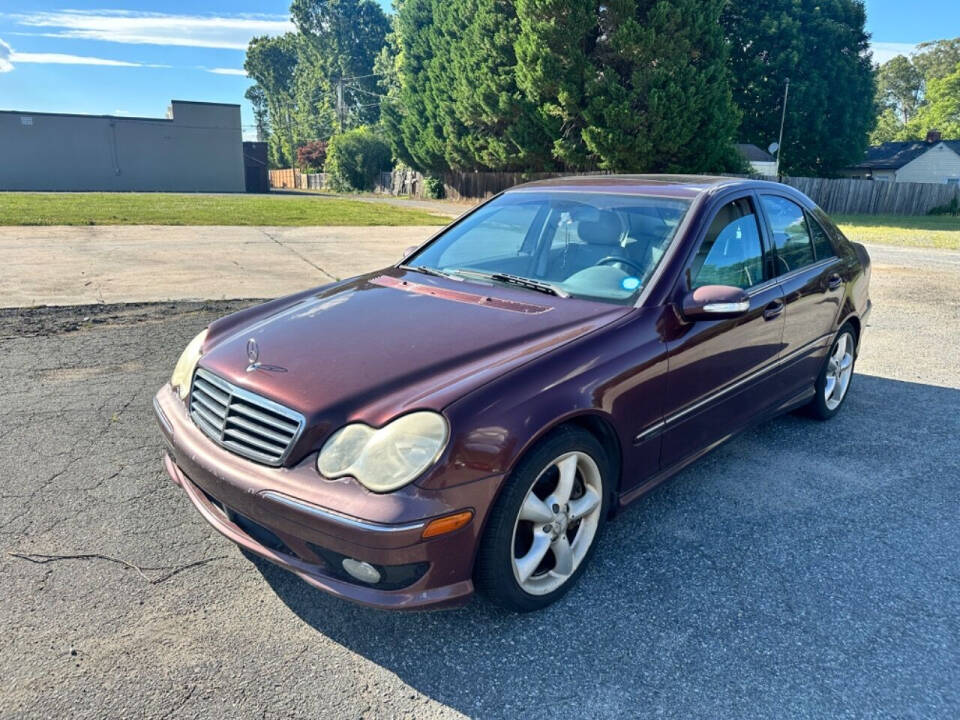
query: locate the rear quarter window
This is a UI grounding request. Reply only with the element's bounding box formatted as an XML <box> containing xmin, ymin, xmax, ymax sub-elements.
<box><xmin>806</xmin><ymin>213</ymin><xmax>836</xmax><ymax>260</ymax></box>
<box><xmin>811</xmin><ymin>208</ymin><xmax>857</xmax><ymax>259</ymax></box>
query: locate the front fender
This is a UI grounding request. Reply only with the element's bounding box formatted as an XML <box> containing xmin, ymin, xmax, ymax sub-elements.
<box><xmin>418</xmin><ymin>309</ymin><xmax>668</xmax><ymax>496</ymax></box>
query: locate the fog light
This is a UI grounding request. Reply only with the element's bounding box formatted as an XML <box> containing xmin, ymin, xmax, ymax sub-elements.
<box><xmin>341</xmin><ymin>558</ymin><xmax>381</xmax><ymax>584</ymax></box>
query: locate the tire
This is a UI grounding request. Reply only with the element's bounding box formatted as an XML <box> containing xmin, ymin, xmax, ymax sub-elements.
<box><xmin>806</xmin><ymin>323</ymin><xmax>857</xmax><ymax>420</ymax></box>
<box><xmin>474</xmin><ymin>427</ymin><xmax>611</xmax><ymax>612</ymax></box>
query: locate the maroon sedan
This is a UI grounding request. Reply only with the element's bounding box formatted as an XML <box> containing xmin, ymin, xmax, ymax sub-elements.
<box><xmin>154</xmin><ymin>175</ymin><xmax>871</xmax><ymax>612</ymax></box>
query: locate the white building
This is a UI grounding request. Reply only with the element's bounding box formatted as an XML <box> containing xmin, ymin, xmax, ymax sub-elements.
<box><xmin>844</xmin><ymin>132</ymin><xmax>960</xmax><ymax>185</ymax></box>
<box><xmin>735</xmin><ymin>143</ymin><xmax>777</xmax><ymax>177</ymax></box>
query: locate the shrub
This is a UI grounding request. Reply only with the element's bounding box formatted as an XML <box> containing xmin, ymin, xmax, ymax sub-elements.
<box><xmin>423</xmin><ymin>175</ymin><xmax>445</xmax><ymax>199</ymax></box>
<box><xmin>928</xmin><ymin>195</ymin><xmax>960</xmax><ymax>216</ymax></box>
<box><xmin>325</xmin><ymin>127</ymin><xmax>392</xmax><ymax>192</ymax></box>
<box><xmin>296</xmin><ymin>140</ymin><xmax>328</xmax><ymax>172</ymax></box>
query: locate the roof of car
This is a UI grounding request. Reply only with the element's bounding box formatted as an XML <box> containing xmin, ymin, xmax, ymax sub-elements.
<box><xmin>508</xmin><ymin>174</ymin><xmax>749</xmax><ymax>199</ymax></box>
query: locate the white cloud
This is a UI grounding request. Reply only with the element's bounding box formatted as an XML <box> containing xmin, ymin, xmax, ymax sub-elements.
<box><xmin>13</xmin><ymin>10</ymin><xmax>293</xmax><ymax>50</ymax></box>
<box><xmin>208</xmin><ymin>67</ymin><xmax>247</xmax><ymax>76</ymax></box>
<box><xmin>871</xmin><ymin>42</ymin><xmax>919</xmax><ymax>65</ymax></box>
<box><xmin>0</xmin><ymin>38</ymin><xmax>13</xmax><ymax>72</ymax></box>
<box><xmin>11</xmin><ymin>51</ymin><xmax>161</xmax><ymax>67</ymax></box>
<box><xmin>0</xmin><ymin>35</ymin><xmax>170</xmax><ymax>69</ymax></box>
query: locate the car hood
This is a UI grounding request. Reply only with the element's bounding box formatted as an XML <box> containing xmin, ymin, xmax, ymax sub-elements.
<box><xmin>198</xmin><ymin>268</ymin><xmax>630</xmax><ymax>453</ymax></box>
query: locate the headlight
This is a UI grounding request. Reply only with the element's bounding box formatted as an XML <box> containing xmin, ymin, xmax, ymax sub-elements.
<box><xmin>317</xmin><ymin>412</ymin><xmax>449</xmax><ymax>492</ymax></box>
<box><xmin>170</xmin><ymin>329</ymin><xmax>207</xmax><ymax>399</ymax></box>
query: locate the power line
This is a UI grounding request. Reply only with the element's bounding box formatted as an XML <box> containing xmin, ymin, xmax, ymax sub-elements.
<box><xmin>338</xmin><ymin>69</ymin><xmax>396</xmax><ymax>82</ymax></box>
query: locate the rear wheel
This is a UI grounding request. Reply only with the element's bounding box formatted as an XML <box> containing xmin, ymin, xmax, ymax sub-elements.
<box><xmin>807</xmin><ymin>324</ymin><xmax>856</xmax><ymax>420</ymax></box>
<box><xmin>474</xmin><ymin>428</ymin><xmax>610</xmax><ymax>612</ymax></box>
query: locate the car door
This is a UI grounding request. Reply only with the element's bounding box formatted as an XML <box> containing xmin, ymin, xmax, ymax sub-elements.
<box><xmin>758</xmin><ymin>194</ymin><xmax>844</xmax><ymax>397</ymax></box>
<box><xmin>658</xmin><ymin>194</ymin><xmax>787</xmax><ymax>469</ymax></box>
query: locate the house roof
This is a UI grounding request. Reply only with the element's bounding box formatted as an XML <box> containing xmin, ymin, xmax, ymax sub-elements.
<box><xmin>852</xmin><ymin>140</ymin><xmax>960</xmax><ymax>170</ymax></box>
<box><xmin>736</xmin><ymin>143</ymin><xmax>775</xmax><ymax>162</ymax></box>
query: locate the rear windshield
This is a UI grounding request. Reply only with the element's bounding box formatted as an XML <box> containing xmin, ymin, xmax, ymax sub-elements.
<box><xmin>407</xmin><ymin>191</ymin><xmax>691</xmax><ymax>304</ymax></box>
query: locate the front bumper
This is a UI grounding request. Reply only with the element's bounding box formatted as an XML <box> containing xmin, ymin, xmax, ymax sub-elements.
<box><xmin>153</xmin><ymin>384</ymin><xmax>501</xmax><ymax>610</ymax></box>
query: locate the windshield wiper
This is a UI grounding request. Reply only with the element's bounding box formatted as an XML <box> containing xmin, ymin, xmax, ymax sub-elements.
<box><xmin>399</xmin><ymin>264</ymin><xmax>460</xmax><ymax>280</ymax></box>
<box><xmin>452</xmin><ymin>269</ymin><xmax>569</xmax><ymax>298</ymax></box>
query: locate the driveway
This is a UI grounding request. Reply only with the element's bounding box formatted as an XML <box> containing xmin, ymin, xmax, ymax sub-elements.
<box><xmin>0</xmin><ymin>225</ymin><xmax>438</xmax><ymax>307</ymax></box>
<box><xmin>1</xmin><ymin>241</ymin><xmax>958</xmax><ymax>718</ymax></box>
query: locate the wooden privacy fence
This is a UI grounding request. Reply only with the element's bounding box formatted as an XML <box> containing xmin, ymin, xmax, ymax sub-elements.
<box><xmin>780</xmin><ymin>177</ymin><xmax>959</xmax><ymax>215</ymax></box>
<box><xmin>268</xmin><ymin>169</ymin><xmax>327</xmax><ymax>190</ymax></box>
<box><xmin>268</xmin><ymin>168</ymin><xmax>302</xmax><ymax>190</ymax></box>
<box><xmin>376</xmin><ymin>170</ymin><xmax>610</xmax><ymax>202</ymax></box>
<box><xmin>374</xmin><ymin>169</ymin><xmax>960</xmax><ymax>215</ymax></box>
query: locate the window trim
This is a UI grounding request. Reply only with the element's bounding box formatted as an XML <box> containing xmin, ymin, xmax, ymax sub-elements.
<box><xmin>683</xmin><ymin>193</ymin><xmax>772</xmax><ymax>293</ymax></box>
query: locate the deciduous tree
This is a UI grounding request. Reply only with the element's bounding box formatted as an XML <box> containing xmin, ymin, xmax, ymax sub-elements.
<box><xmin>723</xmin><ymin>0</ymin><xmax>875</xmax><ymax>175</ymax></box>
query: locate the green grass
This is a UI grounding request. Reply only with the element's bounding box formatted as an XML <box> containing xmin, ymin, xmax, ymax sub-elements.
<box><xmin>835</xmin><ymin>213</ymin><xmax>960</xmax><ymax>251</ymax></box>
<box><xmin>0</xmin><ymin>192</ymin><xmax>449</xmax><ymax>227</ymax></box>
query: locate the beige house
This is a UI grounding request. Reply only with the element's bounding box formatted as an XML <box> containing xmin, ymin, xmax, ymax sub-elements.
<box><xmin>844</xmin><ymin>132</ymin><xmax>960</xmax><ymax>184</ymax></box>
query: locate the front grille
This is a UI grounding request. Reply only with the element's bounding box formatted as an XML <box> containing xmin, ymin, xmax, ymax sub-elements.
<box><xmin>189</xmin><ymin>368</ymin><xmax>304</xmax><ymax>466</ymax></box>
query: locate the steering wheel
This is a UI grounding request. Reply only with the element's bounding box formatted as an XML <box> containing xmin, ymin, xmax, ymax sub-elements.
<box><xmin>596</xmin><ymin>256</ymin><xmax>645</xmax><ymax>275</ymax></box>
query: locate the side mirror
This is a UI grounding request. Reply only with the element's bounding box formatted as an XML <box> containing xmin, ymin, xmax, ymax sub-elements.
<box><xmin>402</xmin><ymin>245</ymin><xmax>418</xmax><ymax>260</ymax></box>
<box><xmin>681</xmin><ymin>284</ymin><xmax>751</xmax><ymax>321</ymax></box>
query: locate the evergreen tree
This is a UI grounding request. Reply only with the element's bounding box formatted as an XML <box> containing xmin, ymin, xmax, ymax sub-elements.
<box><xmin>393</xmin><ymin>0</ymin><xmax>449</xmax><ymax>170</ymax></box>
<box><xmin>514</xmin><ymin>0</ymin><xmax>597</xmax><ymax>169</ymax></box>
<box><xmin>582</xmin><ymin>0</ymin><xmax>742</xmax><ymax>172</ymax></box>
<box><xmin>723</xmin><ymin>0</ymin><xmax>875</xmax><ymax>176</ymax></box>
<box><xmin>446</xmin><ymin>0</ymin><xmax>553</xmax><ymax>170</ymax></box>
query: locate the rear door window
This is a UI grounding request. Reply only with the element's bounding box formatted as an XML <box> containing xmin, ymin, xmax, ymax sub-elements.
<box><xmin>760</xmin><ymin>195</ymin><xmax>815</xmax><ymax>274</ymax></box>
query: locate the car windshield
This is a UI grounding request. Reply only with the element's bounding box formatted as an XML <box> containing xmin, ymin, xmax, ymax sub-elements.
<box><xmin>406</xmin><ymin>191</ymin><xmax>690</xmax><ymax>305</ymax></box>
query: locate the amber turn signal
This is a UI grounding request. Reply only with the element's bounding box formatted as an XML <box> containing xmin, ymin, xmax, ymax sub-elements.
<box><xmin>421</xmin><ymin>510</ymin><xmax>474</xmax><ymax>539</ymax></box>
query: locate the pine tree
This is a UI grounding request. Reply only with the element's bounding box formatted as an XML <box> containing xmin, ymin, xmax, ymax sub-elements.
<box><xmin>723</xmin><ymin>0</ymin><xmax>875</xmax><ymax>176</ymax></box>
<box><xmin>391</xmin><ymin>0</ymin><xmax>448</xmax><ymax>170</ymax></box>
<box><xmin>514</xmin><ymin>0</ymin><xmax>597</xmax><ymax>169</ymax></box>
<box><xmin>446</xmin><ymin>0</ymin><xmax>553</xmax><ymax>170</ymax></box>
<box><xmin>582</xmin><ymin>0</ymin><xmax>741</xmax><ymax>172</ymax></box>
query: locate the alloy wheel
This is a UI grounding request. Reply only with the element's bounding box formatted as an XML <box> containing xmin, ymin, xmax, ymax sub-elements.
<box><xmin>510</xmin><ymin>451</ymin><xmax>603</xmax><ymax>596</ymax></box>
<box><xmin>824</xmin><ymin>332</ymin><xmax>854</xmax><ymax>410</ymax></box>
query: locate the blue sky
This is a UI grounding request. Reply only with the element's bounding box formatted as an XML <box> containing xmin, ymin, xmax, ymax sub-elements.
<box><xmin>0</xmin><ymin>0</ymin><xmax>956</xmax><ymax>140</ymax></box>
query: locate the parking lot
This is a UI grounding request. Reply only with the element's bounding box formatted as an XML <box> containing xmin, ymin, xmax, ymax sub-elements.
<box><xmin>1</xmin><ymin>241</ymin><xmax>958</xmax><ymax>718</ymax></box>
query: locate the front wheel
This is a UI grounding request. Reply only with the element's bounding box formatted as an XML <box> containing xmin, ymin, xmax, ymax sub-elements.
<box><xmin>474</xmin><ymin>428</ymin><xmax>610</xmax><ymax>612</ymax></box>
<box><xmin>807</xmin><ymin>324</ymin><xmax>857</xmax><ymax>420</ymax></box>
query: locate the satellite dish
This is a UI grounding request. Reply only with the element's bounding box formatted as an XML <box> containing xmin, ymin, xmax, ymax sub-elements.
<box><xmin>768</xmin><ymin>142</ymin><xmax>780</xmax><ymax>154</ymax></box>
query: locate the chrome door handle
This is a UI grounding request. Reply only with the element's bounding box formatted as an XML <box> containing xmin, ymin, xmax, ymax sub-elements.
<box><xmin>826</xmin><ymin>273</ymin><xmax>843</xmax><ymax>290</ymax></box>
<box><xmin>763</xmin><ymin>300</ymin><xmax>784</xmax><ymax>320</ymax></box>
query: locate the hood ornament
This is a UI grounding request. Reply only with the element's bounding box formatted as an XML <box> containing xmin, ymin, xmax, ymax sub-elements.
<box><xmin>245</xmin><ymin>337</ymin><xmax>287</xmax><ymax>373</ymax></box>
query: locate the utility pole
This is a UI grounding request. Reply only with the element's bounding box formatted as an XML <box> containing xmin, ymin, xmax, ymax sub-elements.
<box><xmin>776</xmin><ymin>77</ymin><xmax>790</xmax><ymax>179</ymax></box>
<box><xmin>336</xmin><ymin>79</ymin><xmax>345</xmax><ymax>133</ymax></box>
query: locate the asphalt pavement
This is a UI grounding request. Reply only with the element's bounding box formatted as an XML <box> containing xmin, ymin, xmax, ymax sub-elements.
<box><xmin>1</xmin><ymin>246</ymin><xmax>958</xmax><ymax>718</ymax></box>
